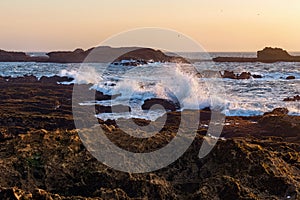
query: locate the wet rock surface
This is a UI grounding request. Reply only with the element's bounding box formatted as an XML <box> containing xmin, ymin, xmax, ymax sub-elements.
<box><xmin>221</xmin><ymin>70</ymin><xmax>258</xmax><ymax>79</ymax></box>
<box><xmin>141</xmin><ymin>98</ymin><xmax>181</xmax><ymax>111</ymax></box>
<box><xmin>286</xmin><ymin>75</ymin><xmax>296</xmax><ymax>80</ymax></box>
<box><xmin>0</xmin><ymin>76</ymin><xmax>299</xmax><ymax>199</ymax></box>
<box><xmin>284</xmin><ymin>95</ymin><xmax>300</xmax><ymax>102</ymax></box>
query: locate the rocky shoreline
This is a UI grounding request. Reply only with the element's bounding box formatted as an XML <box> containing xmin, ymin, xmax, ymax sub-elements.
<box><xmin>0</xmin><ymin>47</ymin><xmax>188</xmax><ymax>64</ymax></box>
<box><xmin>0</xmin><ymin>76</ymin><xmax>299</xmax><ymax>199</ymax></box>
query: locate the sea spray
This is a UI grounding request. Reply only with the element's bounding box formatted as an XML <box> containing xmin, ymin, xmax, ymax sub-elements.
<box><xmin>60</xmin><ymin>65</ymin><xmax>103</xmax><ymax>84</ymax></box>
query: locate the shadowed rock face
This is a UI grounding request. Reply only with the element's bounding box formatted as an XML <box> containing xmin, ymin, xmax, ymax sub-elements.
<box><xmin>0</xmin><ymin>75</ymin><xmax>300</xmax><ymax>199</ymax></box>
<box><xmin>0</xmin><ymin>47</ymin><xmax>189</xmax><ymax>64</ymax></box>
<box><xmin>141</xmin><ymin>98</ymin><xmax>181</xmax><ymax>111</ymax></box>
<box><xmin>114</xmin><ymin>48</ymin><xmax>188</xmax><ymax>64</ymax></box>
<box><xmin>213</xmin><ymin>47</ymin><xmax>300</xmax><ymax>63</ymax></box>
<box><xmin>0</xmin><ymin>49</ymin><xmax>29</xmax><ymax>62</ymax></box>
<box><xmin>257</xmin><ymin>47</ymin><xmax>299</xmax><ymax>62</ymax></box>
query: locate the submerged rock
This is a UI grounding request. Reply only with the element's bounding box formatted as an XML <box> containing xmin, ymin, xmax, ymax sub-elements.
<box><xmin>284</xmin><ymin>95</ymin><xmax>300</xmax><ymax>101</ymax></box>
<box><xmin>252</xmin><ymin>74</ymin><xmax>263</xmax><ymax>78</ymax></box>
<box><xmin>221</xmin><ymin>70</ymin><xmax>252</xmax><ymax>79</ymax></box>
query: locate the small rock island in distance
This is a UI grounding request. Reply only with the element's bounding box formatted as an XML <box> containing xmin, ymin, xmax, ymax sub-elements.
<box><xmin>213</xmin><ymin>47</ymin><xmax>300</xmax><ymax>63</ymax></box>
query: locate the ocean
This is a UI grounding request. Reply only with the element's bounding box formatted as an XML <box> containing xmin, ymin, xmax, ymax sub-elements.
<box><xmin>1</xmin><ymin>52</ymin><xmax>299</xmax><ymax>120</ymax></box>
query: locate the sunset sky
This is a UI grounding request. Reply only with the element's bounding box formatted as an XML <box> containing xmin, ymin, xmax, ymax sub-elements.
<box><xmin>0</xmin><ymin>0</ymin><xmax>300</xmax><ymax>52</ymax></box>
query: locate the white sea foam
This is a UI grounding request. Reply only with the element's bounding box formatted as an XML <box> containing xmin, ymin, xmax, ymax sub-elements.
<box><xmin>1</xmin><ymin>55</ymin><xmax>299</xmax><ymax>119</ymax></box>
<box><xmin>60</xmin><ymin>66</ymin><xmax>103</xmax><ymax>84</ymax></box>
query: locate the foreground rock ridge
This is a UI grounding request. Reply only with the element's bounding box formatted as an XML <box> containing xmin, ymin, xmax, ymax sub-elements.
<box><xmin>213</xmin><ymin>47</ymin><xmax>300</xmax><ymax>63</ymax></box>
<box><xmin>0</xmin><ymin>47</ymin><xmax>188</xmax><ymax>64</ymax></box>
<box><xmin>0</xmin><ymin>76</ymin><xmax>299</xmax><ymax>199</ymax></box>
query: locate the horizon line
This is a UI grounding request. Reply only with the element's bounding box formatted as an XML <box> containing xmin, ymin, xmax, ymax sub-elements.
<box><xmin>2</xmin><ymin>46</ymin><xmax>300</xmax><ymax>53</ymax></box>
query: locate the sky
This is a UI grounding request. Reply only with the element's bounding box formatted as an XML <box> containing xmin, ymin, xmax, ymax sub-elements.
<box><xmin>0</xmin><ymin>0</ymin><xmax>300</xmax><ymax>52</ymax></box>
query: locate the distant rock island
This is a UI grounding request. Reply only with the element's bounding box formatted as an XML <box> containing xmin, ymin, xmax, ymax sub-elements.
<box><xmin>0</xmin><ymin>47</ymin><xmax>188</xmax><ymax>64</ymax></box>
<box><xmin>213</xmin><ymin>47</ymin><xmax>300</xmax><ymax>63</ymax></box>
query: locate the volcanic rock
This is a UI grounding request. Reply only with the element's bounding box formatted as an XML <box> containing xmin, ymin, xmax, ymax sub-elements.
<box><xmin>0</xmin><ymin>75</ymin><xmax>300</xmax><ymax>199</ymax></box>
<box><xmin>141</xmin><ymin>98</ymin><xmax>180</xmax><ymax>111</ymax></box>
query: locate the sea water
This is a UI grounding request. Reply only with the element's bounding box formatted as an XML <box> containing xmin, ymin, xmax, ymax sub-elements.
<box><xmin>0</xmin><ymin>52</ymin><xmax>299</xmax><ymax>120</ymax></box>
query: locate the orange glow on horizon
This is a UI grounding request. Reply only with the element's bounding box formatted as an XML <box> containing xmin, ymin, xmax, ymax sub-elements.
<box><xmin>0</xmin><ymin>0</ymin><xmax>300</xmax><ymax>52</ymax></box>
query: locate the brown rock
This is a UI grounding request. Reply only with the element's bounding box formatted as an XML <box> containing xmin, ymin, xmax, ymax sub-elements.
<box><xmin>222</xmin><ymin>71</ymin><xmax>251</xmax><ymax>79</ymax></box>
<box><xmin>263</xmin><ymin>107</ymin><xmax>289</xmax><ymax>115</ymax></box>
<box><xmin>286</xmin><ymin>75</ymin><xmax>296</xmax><ymax>80</ymax></box>
<box><xmin>237</xmin><ymin>72</ymin><xmax>251</xmax><ymax>79</ymax></box>
<box><xmin>222</xmin><ymin>70</ymin><xmax>236</xmax><ymax>79</ymax></box>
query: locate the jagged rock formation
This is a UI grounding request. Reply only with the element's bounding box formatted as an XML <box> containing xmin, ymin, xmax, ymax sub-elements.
<box><xmin>0</xmin><ymin>76</ymin><xmax>299</xmax><ymax>199</ymax></box>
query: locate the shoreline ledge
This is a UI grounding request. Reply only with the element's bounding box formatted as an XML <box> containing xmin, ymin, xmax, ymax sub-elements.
<box><xmin>0</xmin><ymin>75</ymin><xmax>299</xmax><ymax>199</ymax></box>
<box><xmin>213</xmin><ymin>47</ymin><xmax>300</xmax><ymax>63</ymax></box>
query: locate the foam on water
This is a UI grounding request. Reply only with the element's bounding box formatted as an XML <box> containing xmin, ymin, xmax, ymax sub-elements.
<box><xmin>60</xmin><ymin>65</ymin><xmax>103</xmax><ymax>84</ymax></box>
<box><xmin>92</xmin><ymin>63</ymin><xmax>220</xmax><ymax>120</ymax></box>
<box><xmin>1</xmin><ymin>54</ymin><xmax>299</xmax><ymax>119</ymax></box>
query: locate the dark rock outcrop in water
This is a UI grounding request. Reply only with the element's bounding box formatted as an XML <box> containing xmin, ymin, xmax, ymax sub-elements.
<box><xmin>213</xmin><ymin>57</ymin><xmax>257</xmax><ymax>63</ymax></box>
<box><xmin>213</xmin><ymin>47</ymin><xmax>300</xmax><ymax>63</ymax></box>
<box><xmin>0</xmin><ymin>47</ymin><xmax>189</xmax><ymax>64</ymax></box>
<box><xmin>141</xmin><ymin>98</ymin><xmax>181</xmax><ymax>111</ymax></box>
<box><xmin>221</xmin><ymin>70</ymin><xmax>259</xmax><ymax>79</ymax></box>
<box><xmin>286</xmin><ymin>75</ymin><xmax>296</xmax><ymax>80</ymax></box>
<box><xmin>0</xmin><ymin>75</ymin><xmax>300</xmax><ymax>199</ymax></box>
<box><xmin>283</xmin><ymin>95</ymin><xmax>300</xmax><ymax>101</ymax></box>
